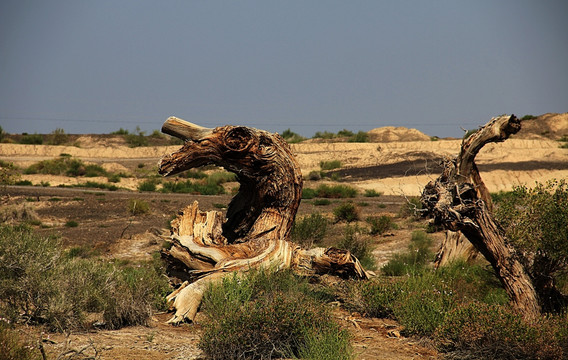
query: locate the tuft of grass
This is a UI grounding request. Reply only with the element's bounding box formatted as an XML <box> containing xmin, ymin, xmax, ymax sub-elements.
<box><xmin>15</xmin><ymin>180</ymin><xmax>33</xmax><ymax>186</ymax></box>
<box><xmin>199</xmin><ymin>269</ymin><xmax>352</xmax><ymax>360</ymax></box>
<box><xmin>337</xmin><ymin>224</ymin><xmax>376</xmax><ymax>270</ymax></box>
<box><xmin>366</xmin><ymin>215</ymin><xmax>396</xmax><ymax>235</ymax></box>
<box><xmin>291</xmin><ymin>213</ymin><xmax>328</xmax><ymax>248</ymax></box>
<box><xmin>0</xmin><ymin>322</ymin><xmax>41</xmax><ymax>360</ymax></box>
<box><xmin>307</xmin><ymin>170</ymin><xmax>322</xmax><ymax>181</ymax></box>
<box><xmin>138</xmin><ymin>179</ymin><xmax>158</xmax><ymax>192</ymax></box>
<box><xmin>64</xmin><ymin>220</ymin><xmax>79</xmax><ymax>228</ymax></box>
<box><xmin>313</xmin><ymin>198</ymin><xmax>331</xmax><ymax>206</ymax></box>
<box><xmin>333</xmin><ymin>203</ymin><xmax>360</xmax><ymax>223</ymax></box>
<box><xmin>398</xmin><ymin>197</ymin><xmax>423</xmax><ymax>220</ymax></box>
<box><xmin>20</xmin><ymin>133</ymin><xmax>44</xmax><ymax>145</ymax></box>
<box><xmin>320</xmin><ymin>160</ymin><xmax>342</xmax><ymax>170</ymax></box>
<box><xmin>363</xmin><ymin>189</ymin><xmax>382</xmax><ymax>198</ymax></box>
<box><xmin>382</xmin><ymin>231</ymin><xmax>433</xmax><ymax>276</ymax></box>
<box><xmin>161</xmin><ymin>179</ymin><xmax>225</xmax><ymax>195</ymax></box>
<box><xmin>315</xmin><ymin>184</ymin><xmax>358</xmax><ymax>198</ymax></box>
<box><xmin>302</xmin><ymin>188</ymin><xmax>317</xmax><ymax>199</ymax></box>
<box><xmin>348</xmin><ymin>131</ymin><xmax>369</xmax><ymax>143</ymax></box>
<box><xmin>128</xmin><ymin>199</ymin><xmax>150</xmax><ymax>215</ymax></box>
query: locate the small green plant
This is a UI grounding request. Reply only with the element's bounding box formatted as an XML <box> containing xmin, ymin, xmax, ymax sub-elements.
<box><xmin>291</xmin><ymin>213</ymin><xmax>328</xmax><ymax>248</ymax></box>
<box><xmin>138</xmin><ymin>179</ymin><xmax>157</xmax><ymax>192</ymax></box>
<box><xmin>398</xmin><ymin>197</ymin><xmax>423</xmax><ymax>219</ymax></box>
<box><xmin>124</xmin><ymin>127</ymin><xmax>148</xmax><ymax>147</ymax></box>
<box><xmin>333</xmin><ymin>203</ymin><xmax>359</xmax><ymax>223</ymax></box>
<box><xmin>111</xmin><ymin>128</ymin><xmax>130</xmax><ymax>135</ymax></box>
<box><xmin>15</xmin><ymin>180</ymin><xmax>33</xmax><ymax>186</ymax></box>
<box><xmin>128</xmin><ymin>199</ymin><xmax>150</xmax><ymax>215</ymax></box>
<box><xmin>320</xmin><ymin>160</ymin><xmax>342</xmax><ymax>170</ymax></box>
<box><xmin>348</xmin><ymin>131</ymin><xmax>369</xmax><ymax>143</ymax></box>
<box><xmin>363</xmin><ymin>189</ymin><xmax>381</xmax><ymax>198</ymax></box>
<box><xmin>65</xmin><ymin>220</ymin><xmax>79</xmax><ymax>228</ymax></box>
<box><xmin>313</xmin><ymin>198</ymin><xmax>331</xmax><ymax>206</ymax></box>
<box><xmin>280</xmin><ymin>129</ymin><xmax>306</xmax><ymax>143</ymax></box>
<box><xmin>316</xmin><ymin>184</ymin><xmax>358</xmax><ymax>198</ymax></box>
<box><xmin>213</xmin><ymin>203</ymin><xmax>227</xmax><ymax>209</ymax></box>
<box><xmin>199</xmin><ymin>269</ymin><xmax>352</xmax><ymax>360</ymax></box>
<box><xmin>381</xmin><ymin>231</ymin><xmax>433</xmax><ymax>276</ymax></box>
<box><xmin>520</xmin><ymin>114</ymin><xmax>537</xmax><ymax>120</ymax></box>
<box><xmin>366</xmin><ymin>215</ymin><xmax>396</xmax><ymax>235</ymax></box>
<box><xmin>337</xmin><ymin>224</ymin><xmax>375</xmax><ymax>269</ymax></box>
<box><xmin>307</xmin><ymin>170</ymin><xmax>322</xmax><ymax>181</ymax></box>
<box><xmin>20</xmin><ymin>133</ymin><xmax>44</xmax><ymax>145</ymax></box>
<box><xmin>47</xmin><ymin>128</ymin><xmax>68</xmax><ymax>145</ymax></box>
<box><xmin>0</xmin><ymin>322</ymin><xmax>41</xmax><ymax>360</ymax></box>
<box><xmin>302</xmin><ymin>188</ymin><xmax>317</xmax><ymax>199</ymax></box>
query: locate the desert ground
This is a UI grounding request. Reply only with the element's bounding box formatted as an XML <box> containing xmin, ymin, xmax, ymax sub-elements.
<box><xmin>1</xmin><ymin>113</ymin><xmax>567</xmax><ymax>359</ymax></box>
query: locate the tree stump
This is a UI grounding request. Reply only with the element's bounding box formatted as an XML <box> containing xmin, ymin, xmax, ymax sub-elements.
<box><xmin>159</xmin><ymin>117</ymin><xmax>370</xmax><ymax>324</ymax></box>
<box><xmin>421</xmin><ymin>115</ymin><xmax>541</xmax><ymax>319</ymax></box>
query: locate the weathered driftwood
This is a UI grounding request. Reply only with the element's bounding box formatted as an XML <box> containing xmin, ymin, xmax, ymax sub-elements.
<box><xmin>159</xmin><ymin>117</ymin><xmax>369</xmax><ymax>324</ymax></box>
<box><xmin>421</xmin><ymin>115</ymin><xmax>541</xmax><ymax>319</ymax></box>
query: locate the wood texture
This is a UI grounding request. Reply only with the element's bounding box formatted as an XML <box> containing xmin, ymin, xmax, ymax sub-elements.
<box><xmin>159</xmin><ymin>117</ymin><xmax>369</xmax><ymax>324</ymax></box>
<box><xmin>421</xmin><ymin>115</ymin><xmax>541</xmax><ymax>319</ymax></box>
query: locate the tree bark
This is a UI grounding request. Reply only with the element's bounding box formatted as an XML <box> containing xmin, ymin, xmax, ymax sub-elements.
<box><xmin>159</xmin><ymin>117</ymin><xmax>370</xmax><ymax>324</ymax></box>
<box><xmin>421</xmin><ymin>115</ymin><xmax>541</xmax><ymax>319</ymax></box>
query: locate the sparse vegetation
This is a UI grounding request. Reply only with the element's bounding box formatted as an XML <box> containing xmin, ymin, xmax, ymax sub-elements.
<box><xmin>47</xmin><ymin>128</ymin><xmax>69</xmax><ymax>145</ymax></box>
<box><xmin>320</xmin><ymin>160</ymin><xmax>342</xmax><ymax>170</ymax></box>
<box><xmin>291</xmin><ymin>213</ymin><xmax>328</xmax><ymax>248</ymax></box>
<box><xmin>281</xmin><ymin>128</ymin><xmax>306</xmax><ymax>143</ymax></box>
<box><xmin>65</xmin><ymin>220</ymin><xmax>79</xmax><ymax>227</ymax></box>
<box><xmin>337</xmin><ymin>224</ymin><xmax>375</xmax><ymax>269</ymax></box>
<box><xmin>0</xmin><ymin>225</ymin><xmax>169</xmax><ymax>332</ymax></box>
<box><xmin>128</xmin><ymin>199</ymin><xmax>150</xmax><ymax>215</ymax></box>
<box><xmin>20</xmin><ymin>133</ymin><xmax>44</xmax><ymax>145</ymax></box>
<box><xmin>381</xmin><ymin>230</ymin><xmax>433</xmax><ymax>276</ymax></box>
<box><xmin>363</xmin><ymin>189</ymin><xmax>382</xmax><ymax>197</ymax></box>
<box><xmin>366</xmin><ymin>215</ymin><xmax>396</xmax><ymax>235</ymax></box>
<box><xmin>199</xmin><ymin>269</ymin><xmax>352</xmax><ymax>360</ymax></box>
<box><xmin>333</xmin><ymin>202</ymin><xmax>359</xmax><ymax>223</ymax></box>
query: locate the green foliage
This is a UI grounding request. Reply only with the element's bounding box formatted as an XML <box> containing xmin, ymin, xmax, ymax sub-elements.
<box><xmin>494</xmin><ymin>180</ymin><xmax>568</xmax><ymax>273</ymax></box>
<box><xmin>123</xmin><ymin>127</ymin><xmax>148</xmax><ymax>147</ymax></box>
<box><xmin>20</xmin><ymin>133</ymin><xmax>43</xmax><ymax>145</ymax></box>
<box><xmin>0</xmin><ymin>322</ymin><xmax>41</xmax><ymax>360</ymax></box>
<box><xmin>161</xmin><ymin>179</ymin><xmax>225</xmax><ymax>195</ymax></box>
<box><xmin>313</xmin><ymin>198</ymin><xmax>331</xmax><ymax>206</ymax></box>
<box><xmin>302</xmin><ymin>188</ymin><xmax>317</xmax><ymax>199</ymax></box>
<box><xmin>437</xmin><ymin>302</ymin><xmax>567</xmax><ymax>359</ymax></box>
<box><xmin>47</xmin><ymin>128</ymin><xmax>68</xmax><ymax>145</ymax></box>
<box><xmin>398</xmin><ymin>197</ymin><xmax>423</xmax><ymax>219</ymax></box>
<box><xmin>521</xmin><ymin>114</ymin><xmax>537</xmax><ymax>120</ymax></box>
<box><xmin>64</xmin><ymin>220</ymin><xmax>79</xmax><ymax>228</ymax></box>
<box><xmin>138</xmin><ymin>179</ymin><xmax>158</xmax><ymax>192</ymax></box>
<box><xmin>24</xmin><ymin>156</ymin><xmax>107</xmax><ymax>177</ymax></box>
<box><xmin>382</xmin><ymin>231</ymin><xmax>433</xmax><ymax>276</ymax></box>
<box><xmin>199</xmin><ymin>269</ymin><xmax>352</xmax><ymax>360</ymax></box>
<box><xmin>463</xmin><ymin>128</ymin><xmax>478</xmax><ymax>139</ymax></box>
<box><xmin>320</xmin><ymin>160</ymin><xmax>342</xmax><ymax>170</ymax></box>
<box><xmin>291</xmin><ymin>213</ymin><xmax>328</xmax><ymax>248</ymax></box>
<box><xmin>338</xmin><ymin>224</ymin><xmax>376</xmax><ymax>269</ymax></box>
<box><xmin>281</xmin><ymin>128</ymin><xmax>306</xmax><ymax>143</ymax></box>
<box><xmin>128</xmin><ymin>199</ymin><xmax>150</xmax><ymax>215</ymax></box>
<box><xmin>0</xmin><ymin>126</ymin><xmax>5</xmax><ymax>143</ymax></box>
<box><xmin>348</xmin><ymin>131</ymin><xmax>369</xmax><ymax>143</ymax></box>
<box><xmin>307</xmin><ymin>170</ymin><xmax>322</xmax><ymax>181</ymax></box>
<box><xmin>333</xmin><ymin>203</ymin><xmax>359</xmax><ymax>223</ymax></box>
<box><xmin>366</xmin><ymin>215</ymin><xmax>396</xmax><ymax>235</ymax></box>
<box><xmin>71</xmin><ymin>181</ymin><xmax>119</xmax><ymax>191</ymax></box>
<box><xmin>111</xmin><ymin>128</ymin><xmax>130</xmax><ymax>135</ymax></box>
<box><xmin>313</xmin><ymin>130</ymin><xmax>337</xmax><ymax>139</ymax></box>
<box><xmin>0</xmin><ymin>225</ymin><xmax>169</xmax><ymax>331</ymax></box>
<box><xmin>0</xmin><ymin>161</ymin><xmax>20</xmax><ymax>185</ymax></box>
<box><xmin>337</xmin><ymin>129</ymin><xmax>354</xmax><ymax>137</ymax></box>
<box><xmin>363</xmin><ymin>189</ymin><xmax>382</xmax><ymax>197</ymax></box>
<box><xmin>14</xmin><ymin>180</ymin><xmax>32</xmax><ymax>186</ymax></box>
<box><xmin>316</xmin><ymin>184</ymin><xmax>358</xmax><ymax>198</ymax></box>
<box><xmin>206</xmin><ymin>171</ymin><xmax>236</xmax><ymax>185</ymax></box>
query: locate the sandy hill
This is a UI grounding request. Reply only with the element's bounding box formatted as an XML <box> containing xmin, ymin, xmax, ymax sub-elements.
<box><xmin>367</xmin><ymin>126</ymin><xmax>431</xmax><ymax>142</ymax></box>
<box><xmin>513</xmin><ymin>113</ymin><xmax>568</xmax><ymax>140</ymax></box>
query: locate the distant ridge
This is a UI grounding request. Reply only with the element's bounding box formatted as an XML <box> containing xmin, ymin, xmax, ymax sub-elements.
<box><xmin>513</xmin><ymin>113</ymin><xmax>568</xmax><ymax>140</ymax></box>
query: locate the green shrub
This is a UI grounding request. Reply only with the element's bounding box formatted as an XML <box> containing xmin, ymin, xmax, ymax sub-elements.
<box><xmin>337</xmin><ymin>224</ymin><xmax>375</xmax><ymax>269</ymax></box>
<box><xmin>308</xmin><ymin>170</ymin><xmax>322</xmax><ymax>181</ymax></box>
<box><xmin>313</xmin><ymin>131</ymin><xmax>337</xmax><ymax>140</ymax></box>
<box><xmin>15</xmin><ymin>180</ymin><xmax>33</xmax><ymax>186</ymax></box>
<box><xmin>333</xmin><ymin>203</ymin><xmax>359</xmax><ymax>223</ymax></box>
<box><xmin>320</xmin><ymin>160</ymin><xmax>342</xmax><ymax>170</ymax></box>
<box><xmin>521</xmin><ymin>114</ymin><xmax>537</xmax><ymax>120</ymax></box>
<box><xmin>138</xmin><ymin>179</ymin><xmax>157</xmax><ymax>192</ymax></box>
<box><xmin>206</xmin><ymin>171</ymin><xmax>236</xmax><ymax>185</ymax></box>
<box><xmin>313</xmin><ymin>198</ymin><xmax>331</xmax><ymax>206</ymax></box>
<box><xmin>128</xmin><ymin>199</ymin><xmax>150</xmax><ymax>215</ymax></box>
<box><xmin>363</xmin><ymin>189</ymin><xmax>382</xmax><ymax>197</ymax></box>
<box><xmin>366</xmin><ymin>215</ymin><xmax>396</xmax><ymax>235</ymax></box>
<box><xmin>302</xmin><ymin>188</ymin><xmax>317</xmax><ymax>199</ymax></box>
<box><xmin>348</xmin><ymin>131</ymin><xmax>369</xmax><ymax>143</ymax></box>
<box><xmin>124</xmin><ymin>127</ymin><xmax>148</xmax><ymax>147</ymax></box>
<box><xmin>316</xmin><ymin>184</ymin><xmax>358</xmax><ymax>198</ymax></box>
<box><xmin>291</xmin><ymin>213</ymin><xmax>328</xmax><ymax>248</ymax></box>
<box><xmin>0</xmin><ymin>322</ymin><xmax>41</xmax><ymax>360</ymax></box>
<box><xmin>0</xmin><ymin>225</ymin><xmax>169</xmax><ymax>331</ymax></box>
<box><xmin>199</xmin><ymin>269</ymin><xmax>352</xmax><ymax>360</ymax></box>
<box><xmin>382</xmin><ymin>231</ymin><xmax>433</xmax><ymax>276</ymax></box>
<box><xmin>111</xmin><ymin>128</ymin><xmax>129</xmax><ymax>135</ymax></box>
<box><xmin>47</xmin><ymin>128</ymin><xmax>68</xmax><ymax>145</ymax></box>
<box><xmin>20</xmin><ymin>133</ymin><xmax>43</xmax><ymax>145</ymax></box>
<box><xmin>437</xmin><ymin>302</ymin><xmax>566</xmax><ymax>359</ymax></box>
<box><xmin>398</xmin><ymin>197</ymin><xmax>423</xmax><ymax>219</ymax></box>
<box><xmin>161</xmin><ymin>179</ymin><xmax>225</xmax><ymax>195</ymax></box>
<box><xmin>281</xmin><ymin>129</ymin><xmax>306</xmax><ymax>143</ymax></box>
<box><xmin>72</xmin><ymin>181</ymin><xmax>118</xmax><ymax>191</ymax></box>
<box><xmin>65</xmin><ymin>220</ymin><xmax>79</xmax><ymax>228</ymax></box>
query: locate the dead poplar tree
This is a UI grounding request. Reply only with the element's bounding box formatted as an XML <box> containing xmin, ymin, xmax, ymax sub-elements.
<box><xmin>421</xmin><ymin>114</ymin><xmax>541</xmax><ymax>319</ymax></box>
<box><xmin>159</xmin><ymin>117</ymin><xmax>370</xmax><ymax>324</ymax></box>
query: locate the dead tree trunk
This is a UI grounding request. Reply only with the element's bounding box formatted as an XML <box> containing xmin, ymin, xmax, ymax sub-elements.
<box><xmin>159</xmin><ymin>117</ymin><xmax>370</xmax><ymax>324</ymax></box>
<box><xmin>421</xmin><ymin>115</ymin><xmax>541</xmax><ymax>319</ymax></box>
<box><xmin>434</xmin><ymin>230</ymin><xmax>478</xmax><ymax>268</ymax></box>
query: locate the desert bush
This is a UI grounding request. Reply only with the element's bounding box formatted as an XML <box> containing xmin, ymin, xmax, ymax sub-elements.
<box><xmin>333</xmin><ymin>203</ymin><xmax>359</xmax><ymax>223</ymax></box>
<box><xmin>0</xmin><ymin>126</ymin><xmax>5</xmax><ymax>143</ymax></box>
<box><xmin>363</xmin><ymin>189</ymin><xmax>382</xmax><ymax>197</ymax></box>
<box><xmin>307</xmin><ymin>170</ymin><xmax>322</xmax><ymax>181</ymax></box>
<box><xmin>20</xmin><ymin>133</ymin><xmax>43</xmax><ymax>145</ymax></box>
<box><xmin>71</xmin><ymin>181</ymin><xmax>118</xmax><ymax>191</ymax></box>
<box><xmin>14</xmin><ymin>180</ymin><xmax>32</xmax><ymax>186</ymax></box>
<box><xmin>313</xmin><ymin>131</ymin><xmax>337</xmax><ymax>140</ymax></box>
<box><xmin>0</xmin><ymin>322</ymin><xmax>41</xmax><ymax>360</ymax></box>
<box><xmin>47</xmin><ymin>128</ymin><xmax>68</xmax><ymax>145</ymax></box>
<box><xmin>199</xmin><ymin>269</ymin><xmax>352</xmax><ymax>360</ymax></box>
<box><xmin>337</xmin><ymin>224</ymin><xmax>375</xmax><ymax>269</ymax></box>
<box><xmin>398</xmin><ymin>196</ymin><xmax>423</xmax><ymax>219</ymax></box>
<box><xmin>313</xmin><ymin>198</ymin><xmax>331</xmax><ymax>206</ymax></box>
<box><xmin>124</xmin><ymin>127</ymin><xmax>148</xmax><ymax>147</ymax></box>
<box><xmin>291</xmin><ymin>213</ymin><xmax>328</xmax><ymax>248</ymax></box>
<box><xmin>111</xmin><ymin>128</ymin><xmax>129</xmax><ymax>135</ymax></box>
<box><xmin>316</xmin><ymin>184</ymin><xmax>358</xmax><ymax>198</ymax></box>
<box><xmin>281</xmin><ymin>128</ymin><xmax>306</xmax><ymax>143</ymax></box>
<box><xmin>381</xmin><ymin>231</ymin><xmax>433</xmax><ymax>276</ymax></box>
<box><xmin>161</xmin><ymin>179</ymin><xmax>225</xmax><ymax>195</ymax></box>
<box><xmin>366</xmin><ymin>215</ymin><xmax>396</xmax><ymax>235</ymax></box>
<box><xmin>320</xmin><ymin>160</ymin><xmax>342</xmax><ymax>170</ymax></box>
<box><xmin>437</xmin><ymin>302</ymin><xmax>567</xmax><ymax>359</ymax></box>
<box><xmin>206</xmin><ymin>171</ymin><xmax>236</xmax><ymax>185</ymax></box>
<box><xmin>348</xmin><ymin>131</ymin><xmax>369</xmax><ymax>143</ymax></box>
<box><xmin>128</xmin><ymin>199</ymin><xmax>150</xmax><ymax>215</ymax></box>
<box><xmin>138</xmin><ymin>179</ymin><xmax>158</xmax><ymax>192</ymax></box>
<box><xmin>178</xmin><ymin>169</ymin><xmax>208</xmax><ymax>179</ymax></box>
<box><xmin>521</xmin><ymin>114</ymin><xmax>537</xmax><ymax>120</ymax></box>
<box><xmin>24</xmin><ymin>156</ymin><xmax>108</xmax><ymax>178</ymax></box>
<box><xmin>0</xmin><ymin>225</ymin><xmax>169</xmax><ymax>331</ymax></box>
<box><xmin>302</xmin><ymin>188</ymin><xmax>317</xmax><ymax>199</ymax></box>
<box><xmin>0</xmin><ymin>161</ymin><xmax>19</xmax><ymax>186</ymax></box>
<box><xmin>65</xmin><ymin>220</ymin><xmax>79</xmax><ymax>228</ymax></box>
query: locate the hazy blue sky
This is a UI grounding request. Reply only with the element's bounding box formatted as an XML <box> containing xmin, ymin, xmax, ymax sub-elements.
<box><xmin>1</xmin><ymin>1</ymin><xmax>567</xmax><ymax>138</ymax></box>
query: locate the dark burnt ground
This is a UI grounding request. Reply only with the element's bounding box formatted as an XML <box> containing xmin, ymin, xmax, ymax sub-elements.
<box><xmin>328</xmin><ymin>159</ymin><xmax>568</xmax><ymax>180</ymax></box>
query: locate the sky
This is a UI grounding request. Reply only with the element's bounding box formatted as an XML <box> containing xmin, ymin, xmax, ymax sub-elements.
<box><xmin>1</xmin><ymin>1</ymin><xmax>567</xmax><ymax>138</ymax></box>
